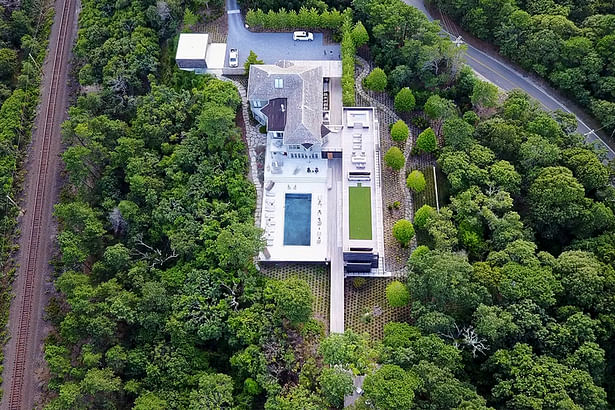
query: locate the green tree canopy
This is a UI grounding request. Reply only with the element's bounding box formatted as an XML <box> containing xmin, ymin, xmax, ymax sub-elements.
<box><xmin>408</xmin><ymin>249</ymin><xmax>491</xmax><ymax>319</ymax></box>
<box><xmin>318</xmin><ymin>367</ymin><xmax>354</xmax><ymax>408</ymax></box>
<box><xmin>394</xmin><ymin>88</ymin><xmax>416</xmax><ymax>112</ymax></box>
<box><xmin>406</xmin><ymin>170</ymin><xmax>427</xmax><ymax>192</ymax></box>
<box><xmin>319</xmin><ymin>330</ymin><xmax>374</xmax><ymax>375</ymax></box>
<box><xmin>364</xmin><ymin>67</ymin><xmax>388</xmax><ymax>91</ymax></box>
<box><xmin>362</xmin><ymin>365</ymin><xmax>419</xmax><ymax>409</ymax></box>
<box><xmin>528</xmin><ymin>166</ymin><xmax>585</xmax><ymax>239</ymax></box>
<box><xmin>265</xmin><ymin>277</ymin><xmax>314</xmax><ymax>326</ymax></box>
<box><xmin>442</xmin><ymin>117</ymin><xmax>474</xmax><ymax>150</ymax></box>
<box><xmin>393</xmin><ymin>219</ymin><xmax>415</xmax><ymax>247</ymax></box>
<box><xmin>471</xmin><ymin>80</ymin><xmax>500</xmax><ymax>114</ymax></box>
<box><xmin>415</xmin><ymin>127</ymin><xmax>438</xmax><ymax>153</ymax></box>
<box><xmin>485</xmin><ymin>343</ymin><xmax>607</xmax><ymax>409</ymax></box>
<box><xmin>391</xmin><ymin>119</ymin><xmax>409</xmax><ymax>142</ymax></box>
<box><xmin>386</xmin><ymin>280</ymin><xmax>411</xmax><ymax>307</ymax></box>
<box><xmin>384</xmin><ymin>146</ymin><xmax>405</xmax><ymax>170</ymax></box>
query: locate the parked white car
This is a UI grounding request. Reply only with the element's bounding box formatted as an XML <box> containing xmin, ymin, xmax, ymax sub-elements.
<box><xmin>293</xmin><ymin>31</ymin><xmax>314</xmax><ymax>41</ymax></box>
<box><xmin>229</xmin><ymin>48</ymin><xmax>238</xmax><ymax>67</ymax></box>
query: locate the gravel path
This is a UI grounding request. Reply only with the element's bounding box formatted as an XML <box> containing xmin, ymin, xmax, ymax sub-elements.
<box><xmin>355</xmin><ymin>56</ymin><xmax>415</xmax><ymax>275</ymax></box>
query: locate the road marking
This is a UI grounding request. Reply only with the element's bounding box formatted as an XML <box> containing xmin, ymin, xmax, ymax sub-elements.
<box><xmin>227</xmin><ymin>9</ymin><xmax>240</xmax><ymax>14</ymax></box>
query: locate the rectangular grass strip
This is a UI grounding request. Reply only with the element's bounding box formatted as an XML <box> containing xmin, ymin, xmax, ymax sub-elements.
<box><xmin>349</xmin><ymin>186</ymin><xmax>372</xmax><ymax>240</ymax></box>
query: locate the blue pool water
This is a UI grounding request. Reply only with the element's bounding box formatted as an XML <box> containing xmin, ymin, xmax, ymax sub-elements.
<box><xmin>284</xmin><ymin>194</ymin><xmax>312</xmax><ymax>246</ymax></box>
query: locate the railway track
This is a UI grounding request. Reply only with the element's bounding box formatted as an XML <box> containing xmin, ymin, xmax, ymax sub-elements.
<box><xmin>7</xmin><ymin>0</ymin><xmax>74</xmax><ymax>407</ymax></box>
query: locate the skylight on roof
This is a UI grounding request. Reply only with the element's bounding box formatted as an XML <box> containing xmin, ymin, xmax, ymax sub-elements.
<box><xmin>274</xmin><ymin>78</ymin><xmax>284</xmax><ymax>88</ymax></box>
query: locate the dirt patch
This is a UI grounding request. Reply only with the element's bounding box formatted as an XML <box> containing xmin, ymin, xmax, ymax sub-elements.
<box><xmin>192</xmin><ymin>8</ymin><xmax>227</xmax><ymax>43</ymax></box>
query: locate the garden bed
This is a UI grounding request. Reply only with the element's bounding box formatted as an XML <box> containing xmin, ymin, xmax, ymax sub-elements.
<box><xmin>344</xmin><ymin>277</ymin><xmax>412</xmax><ymax>340</ymax></box>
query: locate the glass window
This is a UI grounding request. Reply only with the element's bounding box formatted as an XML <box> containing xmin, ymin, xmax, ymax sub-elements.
<box><xmin>274</xmin><ymin>78</ymin><xmax>284</xmax><ymax>88</ymax></box>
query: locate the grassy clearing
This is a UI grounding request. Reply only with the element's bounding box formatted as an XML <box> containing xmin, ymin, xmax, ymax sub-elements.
<box><xmin>349</xmin><ymin>186</ymin><xmax>372</xmax><ymax>240</ymax></box>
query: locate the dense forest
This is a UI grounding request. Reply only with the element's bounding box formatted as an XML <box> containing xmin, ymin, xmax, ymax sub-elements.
<box><xmin>45</xmin><ymin>0</ymin><xmax>615</xmax><ymax>408</ymax></box>
<box><xmin>45</xmin><ymin>0</ymin><xmax>351</xmax><ymax>408</ymax></box>
<box><xmin>352</xmin><ymin>0</ymin><xmax>615</xmax><ymax>407</ymax></box>
<box><xmin>429</xmin><ymin>0</ymin><xmax>615</xmax><ymax>139</ymax></box>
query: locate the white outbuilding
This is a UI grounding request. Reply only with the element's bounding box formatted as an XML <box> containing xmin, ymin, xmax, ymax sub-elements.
<box><xmin>175</xmin><ymin>33</ymin><xmax>209</xmax><ymax>71</ymax></box>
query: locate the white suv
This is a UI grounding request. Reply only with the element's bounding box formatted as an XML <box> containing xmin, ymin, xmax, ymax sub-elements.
<box><xmin>293</xmin><ymin>31</ymin><xmax>314</xmax><ymax>41</ymax></box>
<box><xmin>229</xmin><ymin>48</ymin><xmax>238</xmax><ymax>67</ymax></box>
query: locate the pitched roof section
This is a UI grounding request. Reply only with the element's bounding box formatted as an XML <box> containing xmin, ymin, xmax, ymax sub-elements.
<box><xmin>261</xmin><ymin>98</ymin><xmax>287</xmax><ymax>132</ymax></box>
<box><xmin>247</xmin><ymin>62</ymin><xmax>323</xmax><ymax>145</ymax></box>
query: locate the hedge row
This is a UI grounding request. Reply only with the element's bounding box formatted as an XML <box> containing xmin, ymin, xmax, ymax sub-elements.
<box><xmin>341</xmin><ymin>19</ymin><xmax>356</xmax><ymax>107</ymax></box>
<box><xmin>245</xmin><ymin>7</ymin><xmax>350</xmax><ymax>30</ymax></box>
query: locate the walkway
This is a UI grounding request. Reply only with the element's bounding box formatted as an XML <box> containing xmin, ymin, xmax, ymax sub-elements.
<box><xmin>328</xmin><ymin>159</ymin><xmax>344</xmax><ymax>333</ymax></box>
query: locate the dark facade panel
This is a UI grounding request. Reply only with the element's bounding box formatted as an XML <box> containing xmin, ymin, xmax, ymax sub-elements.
<box><xmin>177</xmin><ymin>59</ymin><xmax>207</xmax><ymax>69</ymax></box>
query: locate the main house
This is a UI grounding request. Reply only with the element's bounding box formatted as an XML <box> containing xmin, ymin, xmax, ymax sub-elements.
<box><xmin>247</xmin><ymin>61</ymin><xmax>385</xmax><ymax>276</ymax></box>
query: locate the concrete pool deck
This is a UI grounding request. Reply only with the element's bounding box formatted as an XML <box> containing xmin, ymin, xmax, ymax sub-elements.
<box><xmin>259</xmin><ymin>182</ymin><xmax>328</xmax><ymax>261</ymax></box>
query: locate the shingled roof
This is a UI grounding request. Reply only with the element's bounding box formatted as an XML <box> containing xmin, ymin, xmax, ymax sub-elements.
<box><xmin>247</xmin><ymin>62</ymin><xmax>323</xmax><ymax>146</ymax></box>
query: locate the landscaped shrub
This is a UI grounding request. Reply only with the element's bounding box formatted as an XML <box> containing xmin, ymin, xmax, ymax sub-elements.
<box><xmin>364</xmin><ymin>67</ymin><xmax>387</xmax><ymax>91</ymax></box>
<box><xmin>411</xmin><ymin>116</ymin><xmax>429</xmax><ymax>129</ymax></box>
<box><xmin>352</xmin><ymin>277</ymin><xmax>367</xmax><ymax>289</ymax></box>
<box><xmin>244</xmin><ymin>50</ymin><xmax>263</xmax><ymax>75</ymax></box>
<box><xmin>415</xmin><ymin>127</ymin><xmax>437</xmax><ymax>153</ymax></box>
<box><xmin>386</xmin><ymin>281</ymin><xmax>410</xmax><ymax>307</ymax></box>
<box><xmin>351</xmin><ymin>21</ymin><xmax>369</xmax><ymax>47</ymax></box>
<box><xmin>390</xmin><ymin>120</ymin><xmax>409</xmax><ymax>142</ymax></box>
<box><xmin>406</xmin><ymin>170</ymin><xmax>426</xmax><ymax>193</ymax></box>
<box><xmin>384</xmin><ymin>146</ymin><xmax>405</xmax><ymax>170</ymax></box>
<box><xmin>394</xmin><ymin>88</ymin><xmax>415</xmax><ymax>112</ymax></box>
<box><xmin>392</xmin><ymin>219</ymin><xmax>415</xmax><ymax>247</ymax></box>
<box><xmin>414</xmin><ymin>204</ymin><xmax>436</xmax><ymax>230</ymax></box>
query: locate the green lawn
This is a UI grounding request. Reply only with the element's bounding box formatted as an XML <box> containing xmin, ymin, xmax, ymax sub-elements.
<box><xmin>349</xmin><ymin>186</ymin><xmax>372</xmax><ymax>240</ymax></box>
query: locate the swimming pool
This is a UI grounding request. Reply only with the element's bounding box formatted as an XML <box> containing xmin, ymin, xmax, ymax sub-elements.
<box><xmin>284</xmin><ymin>193</ymin><xmax>312</xmax><ymax>246</ymax></box>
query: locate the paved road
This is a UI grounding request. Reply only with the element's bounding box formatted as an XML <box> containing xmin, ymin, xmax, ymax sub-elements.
<box><xmin>225</xmin><ymin>0</ymin><xmax>340</xmax><ymax>67</ymax></box>
<box><xmin>403</xmin><ymin>0</ymin><xmax>615</xmax><ymax>159</ymax></box>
